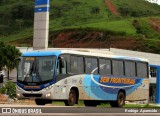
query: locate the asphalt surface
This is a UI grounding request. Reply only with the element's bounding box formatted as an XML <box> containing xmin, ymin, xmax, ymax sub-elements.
<box><xmin>0</xmin><ymin>104</ymin><xmax>160</xmax><ymax>116</ymax></box>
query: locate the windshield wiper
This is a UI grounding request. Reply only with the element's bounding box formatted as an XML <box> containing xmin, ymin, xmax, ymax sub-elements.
<box><xmin>23</xmin><ymin>62</ymin><xmax>35</xmax><ymax>82</ymax></box>
<box><xmin>34</xmin><ymin>62</ymin><xmax>42</xmax><ymax>82</ymax></box>
<box><xmin>23</xmin><ymin>62</ymin><xmax>42</xmax><ymax>82</ymax></box>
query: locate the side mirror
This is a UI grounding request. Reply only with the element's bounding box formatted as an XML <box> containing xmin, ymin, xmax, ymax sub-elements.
<box><xmin>58</xmin><ymin>58</ymin><xmax>65</xmax><ymax>68</ymax></box>
<box><xmin>13</xmin><ymin>58</ymin><xmax>21</xmax><ymax>67</ymax></box>
<box><xmin>58</xmin><ymin>57</ymin><xmax>67</xmax><ymax>74</ymax></box>
<box><xmin>14</xmin><ymin>58</ymin><xmax>21</xmax><ymax>61</ymax></box>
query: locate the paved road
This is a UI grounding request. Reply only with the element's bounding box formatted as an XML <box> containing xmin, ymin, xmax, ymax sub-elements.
<box><xmin>0</xmin><ymin>104</ymin><xmax>160</xmax><ymax>116</ymax></box>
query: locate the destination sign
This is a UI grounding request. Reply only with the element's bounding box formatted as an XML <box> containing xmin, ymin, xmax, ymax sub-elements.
<box><xmin>25</xmin><ymin>57</ymin><xmax>35</xmax><ymax>61</ymax></box>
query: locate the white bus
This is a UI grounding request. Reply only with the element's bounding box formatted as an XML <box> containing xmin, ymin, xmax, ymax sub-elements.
<box><xmin>16</xmin><ymin>50</ymin><xmax>150</xmax><ymax>107</ymax></box>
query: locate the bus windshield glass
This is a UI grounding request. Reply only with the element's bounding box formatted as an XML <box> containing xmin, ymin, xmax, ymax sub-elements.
<box><xmin>17</xmin><ymin>56</ymin><xmax>56</xmax><ymax>84</ymax></box>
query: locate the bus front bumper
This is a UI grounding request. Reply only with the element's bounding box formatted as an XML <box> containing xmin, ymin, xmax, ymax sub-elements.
<box><xmin>16</xmin><ymin>86</ymin><xmax>54</xmax><ymax>100</ymax></box>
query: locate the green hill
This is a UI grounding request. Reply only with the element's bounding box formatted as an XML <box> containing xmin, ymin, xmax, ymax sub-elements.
<box><xmin>113</xmin><ymin>0</ymin><xmax>160</xmax><ymax>17</ymax></box>
<box><xmin>0</xmin><ymin>0</ymin><xmax>160</xmax><ymax>53</ymax></box>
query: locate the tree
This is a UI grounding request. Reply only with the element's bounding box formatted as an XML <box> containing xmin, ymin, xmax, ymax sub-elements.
<box><xmin>0</xmin><ymin>42</ymin><xmax>21</xmax><ymax>80</ymax></box>
<box><xmin>0</xmin><ymin>42</ymin><xmax>6</xmax><ymax>71</ymax></box>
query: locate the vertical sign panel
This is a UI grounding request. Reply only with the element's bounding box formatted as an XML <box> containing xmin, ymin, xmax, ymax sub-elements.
<box><xmin>35</xmin><ymin>0</ymin><xmax>50</xmax><ymax>5</ymax></box>
<box><xmin>35</xmin><ymin>7</ymin><xmax>49</xmax><ymax>13</ymax></box>
<box><xmin>33</xmin><ymin>0</ymin><xmax>50</xmax><ymax>50</ymax></box>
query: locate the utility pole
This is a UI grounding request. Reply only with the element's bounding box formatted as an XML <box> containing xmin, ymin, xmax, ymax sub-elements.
<box><xmin>33</xmin><ymin>0</ymin><xmax>50</xmax><ymax>50</ymax></box>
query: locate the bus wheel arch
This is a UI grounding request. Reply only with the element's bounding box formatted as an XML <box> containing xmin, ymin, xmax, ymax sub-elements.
<box><xmin>110</xmin><ymin>89</ymin><xmax>126</xmax><ymax>107</ymax></box>
<box><xmin>118</xmin><ymin>89</ymin><xmax>126</xmax><ymax>106</ymax></box>
<box><xmin>71</xmin><ymin>87</ymin><xmax>79</xmax><ymax>104</ymax></box>
<box><xmin>65</xmin><ymin>87</ymin><xmax>79</xmax><ymax>106</ymax></box>
<box><xmin>118</xmin><ymin>89</ymin><xmax>126</xmax><ymax>99</ymax></box>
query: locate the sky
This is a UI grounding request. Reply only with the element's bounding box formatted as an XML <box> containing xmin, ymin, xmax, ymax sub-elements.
<box><xmin>147</xmin><ymin>0</ymin><xmax>160</xmax><ymax>5</ymax></box>
<box><xmin>155</xmin><ymin>0</ymin><xmax>160</xmax><ymax>5</ymax></box>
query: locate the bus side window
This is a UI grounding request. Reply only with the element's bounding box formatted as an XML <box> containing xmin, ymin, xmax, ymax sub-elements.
<box><xmin>112</xmin><ymin>60</ymin><xmax>124</xmax><ymax>76</ymax></box>
<box><xmin>85</xmin><ymin>57</ymin><xmax>98</xmax><ymax>74</ymax></box>
<box><xmin>71</xmin><ymin>56</ymin><xmax>84</xmax><ymax>74</ymax></box>
<box><xmin>124</xmin><ymin>61</ymin><xmax>136</xmax><ymax>77</ymax></box>
<box><xmin>137</xmin><ymin>62</ymin><xmax>148</xmax><ymax>78</ymax></box>
<box><xmin>58</xmin><ymin>58</ymin><xmax>67</xmax><ymax>74</ymax></box>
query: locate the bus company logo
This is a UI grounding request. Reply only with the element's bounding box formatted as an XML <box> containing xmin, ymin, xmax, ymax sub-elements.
<box><xmin>99</xmin><ymin>77</ymin><xmax>136</xmax><ymax>85</ymax></box>
<box><xmin>79</xmin><ymin>79</ymin><xmax>82</xmax><ymax>84</ymax></box>
<box><xmin>2</xmin><ymin>108</ymin><xmax>12</xmax><ymax>113</ymax></box>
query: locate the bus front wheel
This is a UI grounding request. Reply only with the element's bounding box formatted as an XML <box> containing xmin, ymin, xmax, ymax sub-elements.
<box><xmin>64</xmin><ymin>89</ymin><xmax>77</xmax><ymax>106</ymax></box>
<box><xmin>110</xmin><ymin>92</ymin><xmax>125</xmax><ymax>107</ymax></box>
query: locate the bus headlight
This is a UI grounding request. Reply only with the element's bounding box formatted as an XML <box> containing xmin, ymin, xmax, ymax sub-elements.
<box><xmin>46</xmin><ymin>93</ymin><xmax>51</xmax><ymax>97</ymax></box>
<box><xmin>16</xmin><ymin>92</ymin><xmax>20</xmax><ymax>97</ymax></box>
<box><xmin>45</xmin><ymin>85</ymin><xmax>54</xmax><ymax>90</ymax></box>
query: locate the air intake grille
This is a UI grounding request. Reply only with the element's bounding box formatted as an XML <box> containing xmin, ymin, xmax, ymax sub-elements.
<box><xmin>23</xmin><ymin>93</ymin><xmax>42</xmax><ymax>97</ymax></box>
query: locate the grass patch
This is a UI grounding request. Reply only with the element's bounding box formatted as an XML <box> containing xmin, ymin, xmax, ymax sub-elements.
<box><xmin>0</xmin><ymin>28</ymin><xmax>33</xmax><ymax>42</ymax></box>
<box><xmin>83</xmin><ymin>19</ymin><xmax>137</xmax><ymax>35</ymax></box>
<box><xmin>124</xmin><ymin>104</ymin><xmax>160</xmax><ymax>108</ymax></box>
<box><xmin>50</xmin><ymin>19</ymin><xmax>137</xmax><ymax>35</ymax></box>
<box><xmin>50</xmin><ymin>0</ymin><xmax>111</xmax><ymax>26</ymax></box>
<box><xmin>138</xmin><ymin>18</ymin><xmax>160</xmax><ymax>40</ymax></box>
<box><xmin>112</xmin><ymin>0</ymin><xmax>160</xmax><ymax>17</ymax></box>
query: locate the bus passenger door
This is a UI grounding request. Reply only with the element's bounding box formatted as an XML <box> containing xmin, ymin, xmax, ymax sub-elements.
<box><xmin>54</xmin><ymin>58</ymin><xmax>68</xmax><ymax>99</ymax></box>
<box><xmin>56</xmin><ymin>58</ymin><xmax>67</xmax><ymax>81</ymax></box>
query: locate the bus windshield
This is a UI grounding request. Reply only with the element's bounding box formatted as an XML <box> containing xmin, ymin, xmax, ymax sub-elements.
<box><xmin>17</xmin><ymin>56</ymin><xmax>56</xmax><ymax>85</ymax></box>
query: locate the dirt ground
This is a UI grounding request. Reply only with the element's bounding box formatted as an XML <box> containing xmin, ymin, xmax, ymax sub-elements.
<box><xmin>0</xmin><ymin>94</ymin><xmax>35</xmax><ymax>105</ymax></box>
<box><xmin>105</xmin><ymin>0</ymin><xmax>120</xmax><ymax>16</ymax></box>
<box><xmin>150</xmin><ymin>18</ymin><xmax>160</xmax><ymax>32</ymax></box>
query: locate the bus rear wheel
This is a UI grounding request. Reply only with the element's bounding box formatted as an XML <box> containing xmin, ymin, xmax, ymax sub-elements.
<box><xmin>64</xmin><ymin>89</ymin><xmax>77</xmax><ymax>106</ymax></box>
<box><xmin>110</xmin><ymin>92</ymin><xmax>125</xmax><ymax>107</ymax></box>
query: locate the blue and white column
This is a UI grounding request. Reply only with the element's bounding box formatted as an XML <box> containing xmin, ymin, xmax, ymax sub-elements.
<box><xmin>33</xmin><ymin>0</ymin><xmax>50</xmax><ymax>50</ymax></box>
<box><xmin>156</xmin><ymin>66</ymin><xmax>160</xmax><ymax>104</ymax></box>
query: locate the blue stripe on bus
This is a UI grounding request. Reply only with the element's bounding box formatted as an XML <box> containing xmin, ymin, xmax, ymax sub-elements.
<box><xmin>35</xmin><ymin>0</ymin><xmax>50</xmax><ymax>6</ymax></box>
<box><xmin>113</xmin><ymin>56</ymin><xmax>143</xmax><ymax>61</ymax></box>
<box><xmin>22</xmin><ymin>51</ymin><xmax>61</xmax><ymax>57</ymax></box>
<box><xmin>35</xmin><ymin>7</ymin><xmax>49</xmax><ymax>13</ymax></box>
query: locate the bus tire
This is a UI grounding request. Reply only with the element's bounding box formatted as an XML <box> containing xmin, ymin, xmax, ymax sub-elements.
<box><xmin>64</xmin><ymin>89</ymin><xmax>77</xmax><ymax>106</ymax></box>
<box><xmin>35</xmin><ymin>99</ymin><xmax>46</xmax><ymax>105</ymax></box>
<box><xmin>110</xmin><ymin>92</ymin><xmax>125</xmax><ymax>107</ymax></box>
<box><xmin>84</xmin><ymin>100</ymin><xmax>98</xmax><ymax>107</ymax></box>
